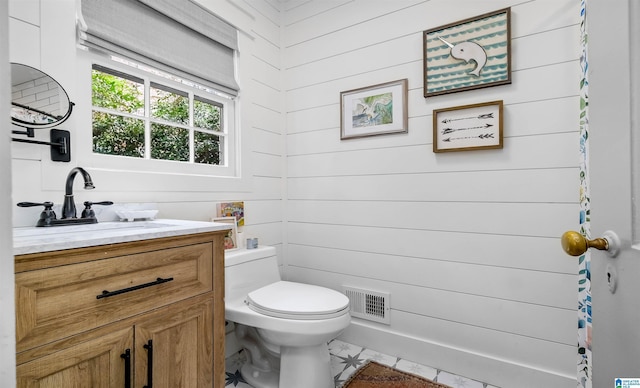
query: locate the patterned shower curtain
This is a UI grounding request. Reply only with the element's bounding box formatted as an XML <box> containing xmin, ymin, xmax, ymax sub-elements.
<box><xmin>577</xmin><ymin>0</ymin><xmax>592</xmax><ymax>387</ymax></box>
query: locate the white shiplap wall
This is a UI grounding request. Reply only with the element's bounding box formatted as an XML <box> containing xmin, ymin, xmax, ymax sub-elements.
<box><xmin>8</xmin><ymin>0</ymin><xmax>582</xmax><ymax>386</ymax></box>
<box><xmin>9</xmin><ymin>0</ymin><xmax>286</xmax><ymax>253</ymax></box>
<box><xmin>282</xmin><ymin>1</ymin><xmax>580</xmax><ymax>387</ymax></box>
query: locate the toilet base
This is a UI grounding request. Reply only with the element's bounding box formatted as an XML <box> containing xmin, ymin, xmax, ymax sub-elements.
<box><xmin>238</xmin><ymin>342</ymin><xmax>334</xmax><ymax>388</ymax></box>
<box><xmin>235</xmin><ymin>324</ymin><xmax>280</xmax><ymax>388</ymax></box>
<box><xmin>279</xmin><ymin>343</ymin><xmax>333</xmax><ymax>388</ymax></box>
<box><xmin>240</xmin><ymin>362</ymin><xmax>279</xmax><ymax>388</ymax></box>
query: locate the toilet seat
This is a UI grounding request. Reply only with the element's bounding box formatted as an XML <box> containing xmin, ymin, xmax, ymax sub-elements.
<box><xmin>246</xmin><ymin>281</ymin><xmax>350</xmax><ymax>320</ymax></box>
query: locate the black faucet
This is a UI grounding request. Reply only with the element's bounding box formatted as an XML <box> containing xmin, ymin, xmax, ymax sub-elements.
<box><xmin>17</xmin><ymin>167</ymin><xmax>113</xmax><ymax>226</ymax></box>
<box><xmin>61</xmin><ymin>167</ymin><xmax>95</xmax><ymax>219</ymax></box>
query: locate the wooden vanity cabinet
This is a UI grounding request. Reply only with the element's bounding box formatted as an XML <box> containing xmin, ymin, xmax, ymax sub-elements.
<box><xmin>14</xmin><ymin>231</ymin><xmax>226</xmax><ymax>388</ymax></box>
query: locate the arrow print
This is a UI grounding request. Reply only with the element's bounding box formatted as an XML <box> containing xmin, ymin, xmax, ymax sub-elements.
<box><xmin>441</xmin><ymin>112</ymin><xmax>494</xmax><ymax>124</ymax></box>
<box><xmin>443</xmin><ymin>133</ymin><xmax>495</xmax><ymax>142</ymax></box>
<box><xmin>441</xmin><ymin>123</ymin><xmax>493</xmax><ymax>134</ymax></box>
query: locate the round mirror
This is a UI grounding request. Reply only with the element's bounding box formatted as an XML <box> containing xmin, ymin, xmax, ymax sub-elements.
<box><xmin>10</xmin><ymin>63</ymin><xmax>74</xmax><ymax>129</ymax></box>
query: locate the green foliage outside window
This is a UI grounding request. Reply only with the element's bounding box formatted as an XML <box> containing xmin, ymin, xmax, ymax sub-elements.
<box><xmin>195</xmin><ymin>131</ymin><xmax>221</xmax><ymax>165</ymax></box>
<box><xmin>92</xmin><ymin>112</ymin><xmax>145</xmax><ymax>157</ymax></box>
<box><xmin>151</xmin><ymin>85</ymin><xmax>188</xmax><ymax>124</ymax></box>
<box><xmin>92</xmin><ymin>69</ymin><xmax>144</xmax><ymax>114</ymax></box>
<box><xmin>92</xmin><ymin>70</ymin><xmax>145</xmax><ymax>157</ymax></box>
<box><xmin>194</xmin><ymin>99</ymin><xmax>222</xmax><ymax>131</ymax></box>
<box><xmin>151</xmin><ymin>124</ymin><xmax>189</xmax><ymax>161</ymax></box>
<box><xmin>91</xmin><ymin>67</ymin><xmax>223</xmax><ymax>165</ymax></box>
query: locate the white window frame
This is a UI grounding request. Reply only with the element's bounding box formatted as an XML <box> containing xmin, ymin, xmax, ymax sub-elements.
<box><xmin>90</xmin><ymin>55</ymin><xmax>236</xmax><ymax>175</ymax></box>
<box><xmin>74</xmin><ymin>49</ymin><xmax>249</xmax><ymax>193</ymax></box>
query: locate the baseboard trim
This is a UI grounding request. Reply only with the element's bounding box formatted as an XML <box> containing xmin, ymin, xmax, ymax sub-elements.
<box><xmin>339</xmin><ymin>320</ymin><xmax>575</xmax><ymax>388</ymax></box>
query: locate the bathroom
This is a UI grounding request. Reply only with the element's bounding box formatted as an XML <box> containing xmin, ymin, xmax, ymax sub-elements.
<box><xmin>1</xmin><ymin>0</ymin><xmax>638</xmax><ymax>387</ymax></box>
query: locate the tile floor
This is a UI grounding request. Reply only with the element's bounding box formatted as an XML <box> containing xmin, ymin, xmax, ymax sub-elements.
<box><xmin>225</xmin><ymin>339</ymin><xmax>499</xmax><ymax>388</ymax></box>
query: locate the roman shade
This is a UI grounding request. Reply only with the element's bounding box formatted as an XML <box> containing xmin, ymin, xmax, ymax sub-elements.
<box><xmin>78</xmin><ymin>0</ymin><xmax>239</xmax><ymax>96</ymax></box>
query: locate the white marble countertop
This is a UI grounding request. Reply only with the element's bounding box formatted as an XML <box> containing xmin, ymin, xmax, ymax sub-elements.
<box><xmin>13</xmin><ymin>219</ymin><xmax>232</xmax><ymax>256</ymax></box>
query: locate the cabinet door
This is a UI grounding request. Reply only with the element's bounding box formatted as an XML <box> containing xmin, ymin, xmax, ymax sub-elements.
<box><xmin>17</xmin><ymin>327</ymin><xmax>133</xmax><ymax>388</ymax></box>
<box><xmin>135</xmin><ymin>299</ymin><xmax>213</xmax><ymax>388</ymax></box>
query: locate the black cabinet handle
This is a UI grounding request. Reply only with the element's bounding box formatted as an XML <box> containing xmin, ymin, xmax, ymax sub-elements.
<box><xmin>143</xmin><ymin>340</ymin><xmax>153</xmax><ymax>388</ymax></box>
<box><xmin>120</xmin><ymin>349</ymin><xmax>131</xmax><ymax>388</ymax></box>
<box><xmin>96</xmin><ymin>277</ymin><xmax>174</xmax><ymax>299</ymax></box>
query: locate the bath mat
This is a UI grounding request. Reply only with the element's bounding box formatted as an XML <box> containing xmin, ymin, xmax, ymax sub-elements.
<box><xmin>342</xmin><ymin>360</ymin><xmax>452</xmax><ymax>388</ymax></box>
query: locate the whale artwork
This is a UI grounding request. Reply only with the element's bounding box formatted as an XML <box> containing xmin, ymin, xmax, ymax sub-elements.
<box><xmin>437</xmin><ymin>36</ymin><xmax>487</xmax><ymax>77</ymax></box>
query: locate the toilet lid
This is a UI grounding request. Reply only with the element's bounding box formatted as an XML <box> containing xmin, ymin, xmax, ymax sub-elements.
<box><xmin>246</xmin><ymin>281</ymin><xmax>350</xmax><ymax>320</ymax></box>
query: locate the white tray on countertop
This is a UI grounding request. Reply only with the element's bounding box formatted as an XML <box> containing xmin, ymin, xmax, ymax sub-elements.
<box><xmin>115</xmin><ymin>210</ymin><xmax>159</xmax><ymax>222</ymax></box>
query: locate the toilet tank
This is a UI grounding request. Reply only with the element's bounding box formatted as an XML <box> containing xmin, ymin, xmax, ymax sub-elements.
<box><xmin>224</xmin><ymin>246</ymin><xmax>281</xmax><ymax>301</ymax></box>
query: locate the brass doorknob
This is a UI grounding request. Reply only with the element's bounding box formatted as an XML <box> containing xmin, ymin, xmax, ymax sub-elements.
<box><xmin>561</xmin><ymin>230</ymin><xmax>620</xmax><ymax>257</ymax></box>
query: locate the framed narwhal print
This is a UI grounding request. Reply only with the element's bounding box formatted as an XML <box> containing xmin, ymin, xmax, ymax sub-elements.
<box><xmin>423</xmin><ymin>8</ymin><xmax>511</xmax><ymax>97</ymax></box>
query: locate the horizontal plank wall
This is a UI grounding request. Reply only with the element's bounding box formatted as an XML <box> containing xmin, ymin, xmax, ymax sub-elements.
<box><xmin>9</xmin><ymin>0</ymin><xmax>285</xmax><ymax>252</ymax></box>
<box><xmin>282</xmin><ymin>1</ymin><xmax>579</xmax><ymax>387</ymax></box>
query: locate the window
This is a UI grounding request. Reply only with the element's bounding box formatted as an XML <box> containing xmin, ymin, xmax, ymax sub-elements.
<box><xmin>78</xmin><ymin>0</ymin><xmax>243</xmax><ymax>184</ymax></box>
<box><xmin>91</xmin><ymin>61</ymin><xmax>235</xmax><ymax>172</ymax></box>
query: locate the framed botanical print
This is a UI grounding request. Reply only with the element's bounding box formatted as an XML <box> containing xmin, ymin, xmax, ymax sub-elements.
<box><xmin>340</xmin><ymin>79</ymin><xmax>408</xmax><ymax>140</ymax></box>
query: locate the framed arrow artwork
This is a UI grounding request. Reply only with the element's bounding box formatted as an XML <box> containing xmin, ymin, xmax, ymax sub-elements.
<box><xmin>433</xmin><ymin>100</ymin><xmax>503</xmax><ymax>153</ymax></box>
<box><xmin>423</xmin><ymin>8</ymin><xmax>511</xmax><ymax>97</ymax></box>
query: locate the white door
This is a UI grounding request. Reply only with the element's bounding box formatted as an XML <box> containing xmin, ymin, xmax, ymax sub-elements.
<box><xmin>582</xmin><ymin>1</ymin><xmax>640</xmax><ymax>386</ymax></box>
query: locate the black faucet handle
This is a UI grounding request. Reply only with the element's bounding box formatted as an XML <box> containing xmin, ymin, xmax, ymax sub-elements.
<box><xmin>17</xmin><ymin>201</ymin><xmax>54</xmax><ymax>209</ymax></box>
<box><xmin>81</xmin><ymin>201</ymin><xmax>114</xmax><ymax>219</ymax></box>
<box><xmin>17</xmin><ymin>201</ymin><xmax>57</xmax><ymax>226</ymax></box>
<box><xmin>84</xmin><ymin>201</ymin><xmax>114</xmax><ymax>207</ymax></box>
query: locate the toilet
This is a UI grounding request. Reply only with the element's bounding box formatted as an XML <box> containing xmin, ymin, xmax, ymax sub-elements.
<box><xmin>225</xmin><ymin>246</ymin><xmax>351</xmax><ymax>388</ymax></box>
